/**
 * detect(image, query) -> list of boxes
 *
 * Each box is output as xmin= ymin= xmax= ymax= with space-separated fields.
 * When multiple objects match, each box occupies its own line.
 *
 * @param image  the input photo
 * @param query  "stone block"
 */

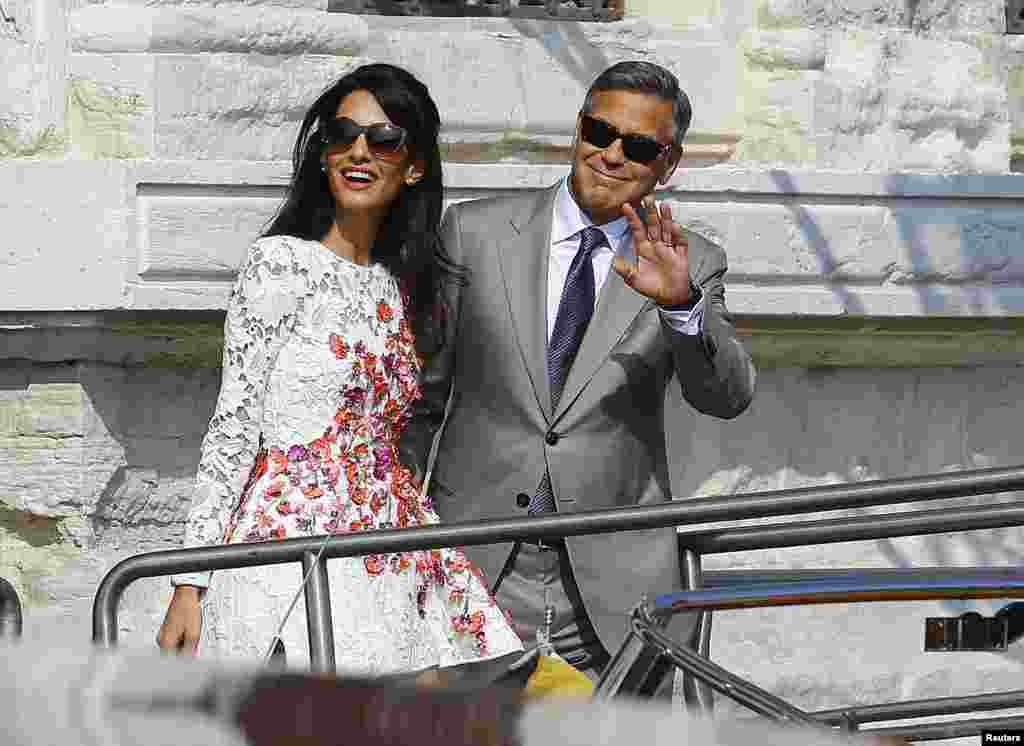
xmin=735 ymin=68 xmax=818 ymax=163
xmin=0 ymin=373 xmax=126 ymax=519
xmin=66 ymin=54 xmax=155 ymax=159
xmin=885 ymin=205 xmax=1024 ymax=283
xmin=755 ymin=0 xmax=910 ymax=29
xmin=885 ymin=35 xmax=1008 ymax=171
xmin=744 ymin=28 xmax=827 ymax=70
xmin=670 ymin=202 xmax=893 ymax=280
xmin=83 ymin=0 xmax=328 ymax=6
xmin=371 ymin=24 xmax=531 ymax=135
xmin=363 ymin=18 xmax=744 ymax=142
xmin=0 ymin=160 xmax=133 ymax=311
xmin=910 ymin=0 xmax=1005 ymax=33
xmin=140 ymin=195 xmax=282 ymax=277
xmin=816 ymin=30 xmax=1009 ymax=172
xmin=153 ymin=54 xmax=366 ymax=159
xmin=70 ymin=5 xmax=367 ymax=55
xmin=0 ymin=0 xmax=69 ymax=158
xmin=647 ymin=38 xmax=745 ymax=136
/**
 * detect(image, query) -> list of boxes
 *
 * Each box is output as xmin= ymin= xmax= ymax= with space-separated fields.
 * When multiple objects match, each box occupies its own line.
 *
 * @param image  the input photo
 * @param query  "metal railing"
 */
xmin=596 ymin=571 xmax=1024 ymax=740
xmin=92 ymin=464 xmax=1024 ymax=738
xmin=94 ymin=464 xmax=1024 ymax=655
xmin=0 ymin=576 xmax=22 ymax=639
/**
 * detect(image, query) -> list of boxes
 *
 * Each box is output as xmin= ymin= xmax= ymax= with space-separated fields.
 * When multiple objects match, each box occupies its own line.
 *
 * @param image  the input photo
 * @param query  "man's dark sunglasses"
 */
xmin=579 ymin=114 xmax=672 ymax=164
xmin=320 ymin=117 xmax=407 ymax=158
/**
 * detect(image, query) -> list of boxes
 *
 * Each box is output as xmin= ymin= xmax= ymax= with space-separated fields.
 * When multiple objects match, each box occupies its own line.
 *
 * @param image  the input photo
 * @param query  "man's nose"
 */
xmin=601 ymin=138 xmax=627 ymax=165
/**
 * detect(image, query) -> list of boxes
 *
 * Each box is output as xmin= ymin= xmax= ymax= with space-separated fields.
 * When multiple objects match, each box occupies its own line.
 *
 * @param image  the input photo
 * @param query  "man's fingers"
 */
xmin=659 ymin=203 xmax=674 ymax=245
xmin=641 ymin=196 xmax=660 ymax=242
xmin=612 ymin=255 xmax=637 ymax=285
xmin=622 ymin=202 xmax=643 ymax=231
xmin=669 ymin=220 xmax=687 ymax=256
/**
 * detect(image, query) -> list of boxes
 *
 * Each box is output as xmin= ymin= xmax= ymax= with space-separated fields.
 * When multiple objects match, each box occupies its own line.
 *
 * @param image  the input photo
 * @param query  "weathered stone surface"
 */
xmin=70 ymin=5 xmax=367 ymax=55
xmin=0 ymin=160 xmax=134 ymax=311
xmin=361 ymin=18 xmax=744 ymax=144
xmin=816 ymin=30 xmax=1008 ymax=172
xmin=744 ymin=28 xmax=826 ymax=70
xmin=0 ymin=1 xmax=68 ymax=158
xmin=153 ymin=54 xmax=367 ymax=159
xmin=79 ymin=0 xmax=327 ymax=6
xmin=139 ymin=195 xmax=281 ymax=277
xmin=0 ymin=361 xmax=215 ymax=617
xmin=5 ymin=158 xmax=1024 ymax=314
xmin=754 ymin=0 xmax=910 ymax=29
xmin=671 ymin=202 xmax=893 ymax=279
xmin=67 ymin=54 xmax=155 ymax=159
xmin=735 ymin=68 xmax=818 ymax=163
xmin=910 ymin=0 xmax=1005 ymax=33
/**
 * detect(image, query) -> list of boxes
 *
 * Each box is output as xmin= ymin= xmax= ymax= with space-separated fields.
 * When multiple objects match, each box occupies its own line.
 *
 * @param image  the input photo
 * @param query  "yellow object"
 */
xmin=524 ymin=654 xmax=594 ymax=700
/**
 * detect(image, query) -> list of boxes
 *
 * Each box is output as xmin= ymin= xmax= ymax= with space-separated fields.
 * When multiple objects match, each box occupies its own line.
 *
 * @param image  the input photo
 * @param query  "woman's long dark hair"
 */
xmin=263 ymin=63 xmax=464 ymax=355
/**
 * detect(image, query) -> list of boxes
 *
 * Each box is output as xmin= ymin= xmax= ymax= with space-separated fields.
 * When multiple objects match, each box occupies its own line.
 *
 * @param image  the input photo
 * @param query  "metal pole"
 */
xmin=681 ymin=500 xmax=1024 ymax=554
xmin=650 ymin=572 xmax=1024 ymax=618
xmin=813 ymin=688 xmax=1024 ymax=725
xmin=864 ymin=715 xmax=1024 ymax=742
xmin=0 ymin=577 xmax=22 ymax=639
xmin=679 ymin=549 xmax=714 ymax=712
xmin=302 ymin=551 xmax=336 ymax=675
xmin=638 ymin=615 xmax=823 ymax=727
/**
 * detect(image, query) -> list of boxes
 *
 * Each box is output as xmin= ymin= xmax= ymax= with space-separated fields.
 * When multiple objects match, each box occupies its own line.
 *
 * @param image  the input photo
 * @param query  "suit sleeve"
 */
xmin=662 ymin=231 xmax=755 ymax=419
xmin=397 ymin=205 xmax=464 ymax=486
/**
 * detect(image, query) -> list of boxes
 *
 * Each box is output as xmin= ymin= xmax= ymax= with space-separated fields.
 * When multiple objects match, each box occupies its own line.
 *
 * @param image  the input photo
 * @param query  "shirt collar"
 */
xmin=552 ymin=176 xmax=630 ymax=247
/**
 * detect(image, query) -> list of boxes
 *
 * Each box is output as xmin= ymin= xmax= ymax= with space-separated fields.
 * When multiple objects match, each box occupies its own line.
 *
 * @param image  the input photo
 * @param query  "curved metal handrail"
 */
xmin=597 ymin=572 xmax=1024 ymax=738
xmin=93 ymin=463 xmax=1024 ymax=651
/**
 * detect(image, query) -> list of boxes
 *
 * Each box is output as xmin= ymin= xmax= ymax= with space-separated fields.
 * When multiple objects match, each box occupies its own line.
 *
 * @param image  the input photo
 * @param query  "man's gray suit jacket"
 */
xmin=399 ymin=182 xmax=757 ymax=655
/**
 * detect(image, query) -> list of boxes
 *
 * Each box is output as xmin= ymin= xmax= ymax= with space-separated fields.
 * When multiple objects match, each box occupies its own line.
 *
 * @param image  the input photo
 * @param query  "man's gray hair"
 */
xmin=581 ymin=61 xmax=692 ymax=147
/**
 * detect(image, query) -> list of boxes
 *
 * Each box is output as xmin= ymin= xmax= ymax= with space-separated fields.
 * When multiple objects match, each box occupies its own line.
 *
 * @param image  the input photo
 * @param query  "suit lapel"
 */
xmin=554 ymin=251 xmax=649 ymax=422
xmin=497 ymin=184 xmax=560 ymax=422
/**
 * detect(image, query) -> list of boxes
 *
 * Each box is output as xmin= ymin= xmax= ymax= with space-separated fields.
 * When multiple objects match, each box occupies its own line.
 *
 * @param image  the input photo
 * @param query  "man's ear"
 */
xmin=569 ymin=114 xmax=583 ymax=155
xmin=658 ymin=145 xmax=683 ymax=185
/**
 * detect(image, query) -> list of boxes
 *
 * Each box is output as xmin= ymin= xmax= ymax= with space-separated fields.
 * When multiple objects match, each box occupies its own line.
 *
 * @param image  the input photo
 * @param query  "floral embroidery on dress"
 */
xmin=174 ymin=236 xmax=520 ymax=669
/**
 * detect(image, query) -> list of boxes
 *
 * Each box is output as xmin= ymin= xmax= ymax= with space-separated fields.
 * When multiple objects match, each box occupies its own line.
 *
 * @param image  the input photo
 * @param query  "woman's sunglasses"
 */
xmin=579 ymin=114 xmax=672 ymax=165
xmin=320 ymin=117 xmax=408 ymax=159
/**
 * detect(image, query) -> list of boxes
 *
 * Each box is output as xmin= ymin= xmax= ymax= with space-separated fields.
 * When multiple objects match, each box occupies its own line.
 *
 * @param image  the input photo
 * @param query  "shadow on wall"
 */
xmin=508 ymin=17 xmax=611 ymax=96
xmin=665 ymin=364 xmax=1024 ymax=675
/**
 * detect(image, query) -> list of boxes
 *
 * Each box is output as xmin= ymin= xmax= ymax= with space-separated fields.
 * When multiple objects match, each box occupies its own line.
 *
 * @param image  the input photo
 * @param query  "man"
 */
xmin=400 ymin=61 xmax=756 ymax=682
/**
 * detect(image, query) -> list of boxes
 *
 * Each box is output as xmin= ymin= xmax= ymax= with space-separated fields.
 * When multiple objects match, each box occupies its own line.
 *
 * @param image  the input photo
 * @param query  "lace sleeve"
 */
xmin=172 ymin=236 xmax=310 ymax=589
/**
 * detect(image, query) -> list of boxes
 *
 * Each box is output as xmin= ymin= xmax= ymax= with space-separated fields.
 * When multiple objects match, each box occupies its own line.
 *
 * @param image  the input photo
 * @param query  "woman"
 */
xmin=157 ymin=64 xmax=522 ymax=676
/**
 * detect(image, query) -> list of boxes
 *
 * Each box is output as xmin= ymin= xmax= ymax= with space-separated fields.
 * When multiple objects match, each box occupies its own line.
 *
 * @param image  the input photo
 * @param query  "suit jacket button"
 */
xmin=516 ymin=492 xmax=530 ymax=508
xmin=545 ymin=431 xmax=560 ymax=446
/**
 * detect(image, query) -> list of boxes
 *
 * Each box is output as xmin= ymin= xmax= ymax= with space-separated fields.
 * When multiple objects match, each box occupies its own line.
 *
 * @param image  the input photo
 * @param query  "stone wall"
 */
xmin=3 ymin=0 xmax=1024 ymax=735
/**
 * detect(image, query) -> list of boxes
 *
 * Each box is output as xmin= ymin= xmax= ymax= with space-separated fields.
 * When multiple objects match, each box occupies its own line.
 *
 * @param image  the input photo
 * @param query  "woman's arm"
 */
xmin=172 ymin=236 xmax=309 ymax=589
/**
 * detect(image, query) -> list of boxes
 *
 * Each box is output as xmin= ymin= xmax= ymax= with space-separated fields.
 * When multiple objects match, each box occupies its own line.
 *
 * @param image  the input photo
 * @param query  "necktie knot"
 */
xmin=578 ymin=226 xmax=606 ymax=259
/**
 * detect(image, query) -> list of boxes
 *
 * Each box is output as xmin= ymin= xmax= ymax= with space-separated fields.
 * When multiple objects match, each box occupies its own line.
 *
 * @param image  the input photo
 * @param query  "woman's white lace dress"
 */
xmin=173 ymin=235 xmax=522 ymax=674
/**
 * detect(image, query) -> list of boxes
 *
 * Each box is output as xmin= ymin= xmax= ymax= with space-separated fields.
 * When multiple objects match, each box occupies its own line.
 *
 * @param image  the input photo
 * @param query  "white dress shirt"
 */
xmin=546 ymin=178 xmax=705 ymax=343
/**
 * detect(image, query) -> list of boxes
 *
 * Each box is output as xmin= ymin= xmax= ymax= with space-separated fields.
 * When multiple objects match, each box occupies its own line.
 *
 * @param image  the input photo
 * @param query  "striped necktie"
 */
xmin=528 ymin=226 xmax=606 ymax=514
